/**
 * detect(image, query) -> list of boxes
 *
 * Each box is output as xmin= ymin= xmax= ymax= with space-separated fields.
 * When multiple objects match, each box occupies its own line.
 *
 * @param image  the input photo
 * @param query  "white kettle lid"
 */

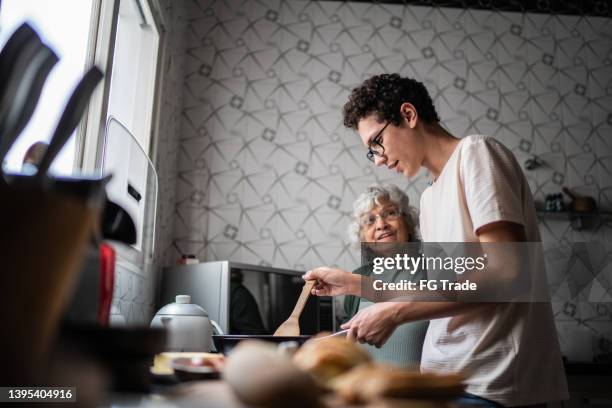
xmin=155 ymin=295 xmax=209 ymax=317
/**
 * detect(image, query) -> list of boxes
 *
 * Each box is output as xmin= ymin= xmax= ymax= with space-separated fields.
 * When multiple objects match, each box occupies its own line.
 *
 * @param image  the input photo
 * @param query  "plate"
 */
xmin=171 ymin=357 xmax=222 ymax=381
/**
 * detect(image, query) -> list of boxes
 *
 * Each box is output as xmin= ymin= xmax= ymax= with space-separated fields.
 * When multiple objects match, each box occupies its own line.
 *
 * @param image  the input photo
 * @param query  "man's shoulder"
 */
xmin=460 ymin=134 xmax=514 ymax=160
xmin=461 ymin=134 xmax=501 ymax=149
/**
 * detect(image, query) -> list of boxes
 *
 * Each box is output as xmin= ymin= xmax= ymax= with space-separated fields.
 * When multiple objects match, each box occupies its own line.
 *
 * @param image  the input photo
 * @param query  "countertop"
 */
xmin=103 ymin=380 xmax=462 ymax=408
xmin=99 ymin=361 xmax=612 ymax=407
xmin=101 ymin=381 xmax=242 ymax=408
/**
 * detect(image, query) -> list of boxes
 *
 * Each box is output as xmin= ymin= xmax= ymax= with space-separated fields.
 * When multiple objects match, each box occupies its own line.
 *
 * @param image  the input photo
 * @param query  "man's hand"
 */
xmin=341 ymin=302 xmax=401 ymax=348
xmin=302 ymin=267 xmax=360 ymax=297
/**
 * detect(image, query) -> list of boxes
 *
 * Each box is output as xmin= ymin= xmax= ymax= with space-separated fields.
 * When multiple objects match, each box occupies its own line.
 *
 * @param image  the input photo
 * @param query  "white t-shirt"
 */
xmin=419 ymin=135 xmax=568 ymax=406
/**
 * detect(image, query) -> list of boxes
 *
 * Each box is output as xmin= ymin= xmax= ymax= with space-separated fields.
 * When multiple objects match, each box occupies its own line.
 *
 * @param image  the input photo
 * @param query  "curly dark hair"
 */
xmin=342 ymin=74 xmax=440 ymax=129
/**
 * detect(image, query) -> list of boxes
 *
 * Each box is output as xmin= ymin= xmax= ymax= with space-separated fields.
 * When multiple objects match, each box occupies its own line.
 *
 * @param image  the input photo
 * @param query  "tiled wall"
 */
xmin=112 ymin=0 xmax=186 ymax=325
xmin=169 ymin=0 xmax=612 ymax=358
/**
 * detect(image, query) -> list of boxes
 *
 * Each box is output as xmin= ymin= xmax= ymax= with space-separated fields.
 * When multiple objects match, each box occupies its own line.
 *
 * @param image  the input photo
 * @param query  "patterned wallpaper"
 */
xmin=168 ymin=0 xmax=612 ymax=359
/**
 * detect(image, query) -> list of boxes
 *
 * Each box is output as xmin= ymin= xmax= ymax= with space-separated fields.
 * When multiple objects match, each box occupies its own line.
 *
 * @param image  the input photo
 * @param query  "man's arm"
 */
xmin=390 ymin=220 xmax=527 ymax=319
xmin=341 ymin=221 xmax=527 ymax=345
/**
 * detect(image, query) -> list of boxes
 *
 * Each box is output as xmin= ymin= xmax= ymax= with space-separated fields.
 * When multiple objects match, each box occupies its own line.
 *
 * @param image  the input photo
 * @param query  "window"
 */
xmin=101 ymin=0 xmax=160 ymax=260
xmin=106 ymin=0 xmax=160 ymax=155
xmin=1 ymin=0 xmax=162 ymax=262
xmin=0 ymin=0 xmax=94 ymax=175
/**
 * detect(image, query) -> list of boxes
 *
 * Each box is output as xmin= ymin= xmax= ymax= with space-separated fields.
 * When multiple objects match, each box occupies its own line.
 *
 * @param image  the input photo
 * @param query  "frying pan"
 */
xmin=212 ymin=335 xmax=311 ymax=355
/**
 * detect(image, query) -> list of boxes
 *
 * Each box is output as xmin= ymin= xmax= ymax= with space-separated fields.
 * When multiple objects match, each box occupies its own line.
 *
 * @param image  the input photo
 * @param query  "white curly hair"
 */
xmin=347 ymin=184 xmax=418 ymax=246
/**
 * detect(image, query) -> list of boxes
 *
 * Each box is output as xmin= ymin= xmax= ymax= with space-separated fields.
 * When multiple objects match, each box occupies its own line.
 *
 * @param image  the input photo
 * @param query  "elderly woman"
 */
xmin=341 ymin=184 xmax=428 ymax=367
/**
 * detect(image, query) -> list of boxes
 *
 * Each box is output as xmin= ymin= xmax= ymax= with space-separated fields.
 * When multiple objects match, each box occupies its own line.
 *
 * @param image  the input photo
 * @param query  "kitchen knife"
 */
xmin=0 ymin=45 xmax=58 ymax=164
xmin=36 ymin=67 xmax=103 ymax=178
xmin=314 ymin=329 xmax=349 ymax=341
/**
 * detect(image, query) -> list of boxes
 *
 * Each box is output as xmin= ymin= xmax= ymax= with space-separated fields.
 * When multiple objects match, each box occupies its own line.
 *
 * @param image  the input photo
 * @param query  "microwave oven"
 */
xmin=157 ymin=261 xmax=334 ymax=335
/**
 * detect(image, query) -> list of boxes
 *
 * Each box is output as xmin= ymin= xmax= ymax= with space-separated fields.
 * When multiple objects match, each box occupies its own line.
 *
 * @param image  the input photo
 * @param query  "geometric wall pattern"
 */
xmin=170 ymin=0 xmax=611 ymax=359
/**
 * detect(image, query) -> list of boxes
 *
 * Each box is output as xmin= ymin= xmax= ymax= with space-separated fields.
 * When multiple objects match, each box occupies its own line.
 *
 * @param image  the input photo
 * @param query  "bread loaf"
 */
xmin=332 ymin=364 xmax=465 ymax=403
xmin=223 ymin=340 xmax=321 ymax=408
xmin=292 ymin=336 xmax=371 ymax=384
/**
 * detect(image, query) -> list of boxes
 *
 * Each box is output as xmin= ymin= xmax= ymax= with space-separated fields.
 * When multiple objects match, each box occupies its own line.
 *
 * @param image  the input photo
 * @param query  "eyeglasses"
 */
xmin=366 ymin=122 xmax=390 ymax=162
xmin=359 ymin=207 xmax=402 ymax=227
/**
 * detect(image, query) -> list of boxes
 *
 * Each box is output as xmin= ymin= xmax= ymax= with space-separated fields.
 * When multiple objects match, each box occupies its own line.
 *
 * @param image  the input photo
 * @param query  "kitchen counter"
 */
xmin=100 ymin=361 xmax=612 ymax=407
xmin=101 ymin=381 xmax=243 ymax=408
xmin=103 ymin=381 xmax=458 ymax=408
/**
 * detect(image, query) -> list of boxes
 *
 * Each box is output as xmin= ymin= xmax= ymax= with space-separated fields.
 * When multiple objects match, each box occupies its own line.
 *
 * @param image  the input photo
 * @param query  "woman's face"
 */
xmin=359 ymin=198 xmax=410 ymax=243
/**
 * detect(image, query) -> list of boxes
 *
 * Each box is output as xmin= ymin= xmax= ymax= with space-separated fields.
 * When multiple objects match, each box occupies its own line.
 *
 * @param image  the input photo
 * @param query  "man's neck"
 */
xmin=421 ymin=123 xmax=460 ymax=180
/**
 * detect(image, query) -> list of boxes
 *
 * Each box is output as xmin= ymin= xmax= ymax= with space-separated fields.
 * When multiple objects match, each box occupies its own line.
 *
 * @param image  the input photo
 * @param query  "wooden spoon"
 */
xmin=273 ymin=280 xmax=316 ymax=336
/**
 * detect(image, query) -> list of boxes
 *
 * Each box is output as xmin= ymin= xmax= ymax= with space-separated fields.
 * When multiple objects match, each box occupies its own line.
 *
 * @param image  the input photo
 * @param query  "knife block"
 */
xmin=0 ymin=182 xmax=100 ymax=384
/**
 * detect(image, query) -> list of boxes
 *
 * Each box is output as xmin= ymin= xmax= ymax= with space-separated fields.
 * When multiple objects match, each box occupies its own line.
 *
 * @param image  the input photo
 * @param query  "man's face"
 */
xmin=357 ymin=114 xmax=423 ymax=178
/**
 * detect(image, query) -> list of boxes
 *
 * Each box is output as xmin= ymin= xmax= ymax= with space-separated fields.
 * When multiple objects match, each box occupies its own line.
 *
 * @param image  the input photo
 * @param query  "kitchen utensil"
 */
xmin=563 ymin=187 xmax=597 ymax=213
xmin=0 ymin=23 xmax=39 ymax=112
xmin=212 ymin=334 xmax=311 ymax=355
xmin=0 ymin=24 xmax=40 ymax=114
xmin=314 ymin=329 xmax=350 ymax=341
xmin=273 ymin=279 xmax=315 ymax=336
xmin=0 ymin=43 xmax=58 ymax=165
xmin=151 ymin=295 xmax=217 ymax=352
xmin=35 ymin=67 xmax=103 ymax=177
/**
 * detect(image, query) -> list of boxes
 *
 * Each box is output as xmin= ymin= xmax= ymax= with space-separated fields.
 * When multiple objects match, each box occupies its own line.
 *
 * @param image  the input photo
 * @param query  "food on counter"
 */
xmin=171 ymin=356 xmax=225 ymax=381
xmin=151 ymin=352 xmax=225 ymax=376
xmin=223 ymin=340 xmax=322 ymax=408
xmin=214 ymin=336 xmax=463 ymax=407
xmin=292 ymin=335 xmax=372 ymax=384
xmin=331 ymin=364 xmax=465 ymax=404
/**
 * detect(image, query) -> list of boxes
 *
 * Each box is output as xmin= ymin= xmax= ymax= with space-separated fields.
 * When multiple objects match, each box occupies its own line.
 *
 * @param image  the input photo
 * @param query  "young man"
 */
xmin=304 ymin=74 xmax=568 ymax=407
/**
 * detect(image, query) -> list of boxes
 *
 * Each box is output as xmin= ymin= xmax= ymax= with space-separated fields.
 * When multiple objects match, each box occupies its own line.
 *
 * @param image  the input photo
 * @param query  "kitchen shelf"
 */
xmin=536 ymin=210 xmax=612 ymax=230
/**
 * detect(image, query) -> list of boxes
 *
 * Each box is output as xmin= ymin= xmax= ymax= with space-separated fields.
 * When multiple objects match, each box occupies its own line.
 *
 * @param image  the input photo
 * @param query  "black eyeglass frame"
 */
xmin=366 ymin=122 xmax=390 ymax=162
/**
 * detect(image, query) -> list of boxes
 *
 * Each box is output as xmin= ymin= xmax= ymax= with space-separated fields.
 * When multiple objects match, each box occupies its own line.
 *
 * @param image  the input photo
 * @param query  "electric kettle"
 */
xmin=151 ymin=295 xmax=220 ymax=352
